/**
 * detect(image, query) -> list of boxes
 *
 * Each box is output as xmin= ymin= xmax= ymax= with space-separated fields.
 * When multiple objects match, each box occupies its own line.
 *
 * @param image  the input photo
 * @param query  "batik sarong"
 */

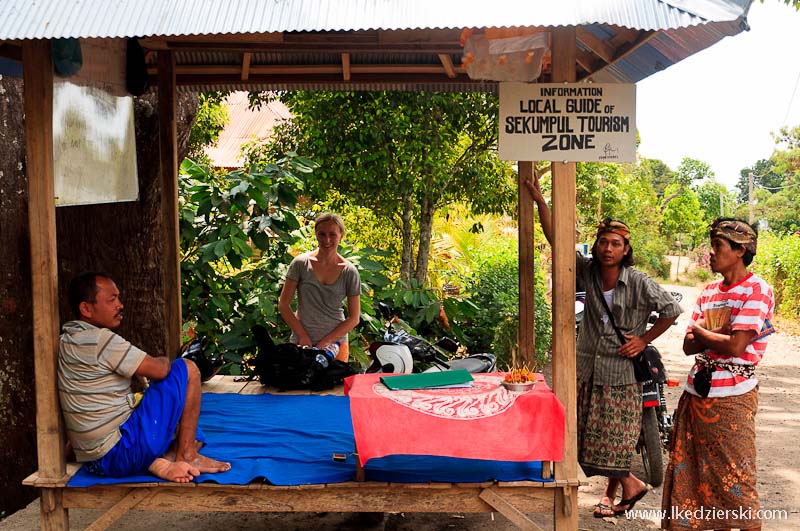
xmin=577 ymin=379 xmax=641 ymax=478
xmin=661 ymin=388 xmax=759 ymax=530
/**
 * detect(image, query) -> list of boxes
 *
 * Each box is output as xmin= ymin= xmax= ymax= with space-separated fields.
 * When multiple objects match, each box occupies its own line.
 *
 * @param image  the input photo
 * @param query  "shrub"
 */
xmin=751 ymin=232 xmax=800 ymax=319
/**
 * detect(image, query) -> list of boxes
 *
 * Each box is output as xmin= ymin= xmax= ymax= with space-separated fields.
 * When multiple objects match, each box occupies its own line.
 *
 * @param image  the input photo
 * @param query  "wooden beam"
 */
xmin=160 ymin=41 xmax=464 ymax=54
xmin=550 ymin=26 xmax=579 ymax=531
xmin=22 ymin=38 xmax=69 ymax=531
xmin=438 ymin=53 xmax=456 ymax=78
xmin=157 ymin=51 xmax=182 ymax=358
xmin=479 ymin=487 xmax=544 ymax=531
xmin=575 ymin=27 xmax=616 ymax=64
xmin=518 ymin=162 xmax=535 ymax=368
xmin=241 ymin=52 xmax=251 ymax=81
xmin=582 ymin=30 xmax=657 ymax=82
xmin=0 ymin=42 xmax=22 ymax=61
xmin=85 ymin=489 xmax=154 ymax=531
xmin=341 ymin=52 xmax=351 ymax=81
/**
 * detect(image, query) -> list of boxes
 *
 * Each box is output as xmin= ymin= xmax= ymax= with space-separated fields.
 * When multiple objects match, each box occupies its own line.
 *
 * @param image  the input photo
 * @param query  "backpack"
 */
xmin=251 ymin=325 xmax=355 ymax=391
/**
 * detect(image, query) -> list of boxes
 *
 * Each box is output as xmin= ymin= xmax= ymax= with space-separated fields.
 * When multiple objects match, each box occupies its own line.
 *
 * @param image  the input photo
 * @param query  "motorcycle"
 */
xmin=365 ymin=302 xmax=496 ymax=374
xmin=575 ymin=290 xmax=682 ymax=487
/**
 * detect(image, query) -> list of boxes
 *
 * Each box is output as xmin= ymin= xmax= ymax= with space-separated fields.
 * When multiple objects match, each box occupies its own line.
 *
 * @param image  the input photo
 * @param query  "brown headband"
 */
xmin=596 ymin=218 xmax=630 ymax=241
xmin=710 ymin=219 xmax=757 ymax=255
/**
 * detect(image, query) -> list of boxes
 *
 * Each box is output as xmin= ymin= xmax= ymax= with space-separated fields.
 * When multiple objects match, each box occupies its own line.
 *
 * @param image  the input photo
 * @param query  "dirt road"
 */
xmin=3 ymin=284 xmax=799 ymax=530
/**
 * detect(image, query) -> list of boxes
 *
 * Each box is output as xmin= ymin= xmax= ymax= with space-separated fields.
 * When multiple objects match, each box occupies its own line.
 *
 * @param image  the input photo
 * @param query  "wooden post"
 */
xmin=518 ymin=161 xmax=536 ymax=367
xmin=550 ymin=27 xmax=579 ymax=530
xmin=22 ymin=39 xmax=69 ymax=530
xmin=157 ymin=50 xmax=182 ymax=358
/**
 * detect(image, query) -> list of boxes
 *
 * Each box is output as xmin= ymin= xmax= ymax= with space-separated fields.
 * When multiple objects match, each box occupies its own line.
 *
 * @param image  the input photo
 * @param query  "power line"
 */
xmin=783 ymin=67 xmax=800 ymax=126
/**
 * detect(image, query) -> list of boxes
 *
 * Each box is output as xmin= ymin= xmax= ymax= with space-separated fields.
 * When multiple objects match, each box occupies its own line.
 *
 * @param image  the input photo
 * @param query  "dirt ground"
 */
xmin=3 ymin=284 xmax=799 ymax=530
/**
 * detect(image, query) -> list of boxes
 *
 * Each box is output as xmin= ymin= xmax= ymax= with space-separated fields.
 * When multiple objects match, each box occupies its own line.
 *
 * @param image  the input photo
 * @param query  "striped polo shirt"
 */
xmin=685 ymin=272 xmax=774 ymax=398
xmin=58 ymin=320 xmax=147 ymax=462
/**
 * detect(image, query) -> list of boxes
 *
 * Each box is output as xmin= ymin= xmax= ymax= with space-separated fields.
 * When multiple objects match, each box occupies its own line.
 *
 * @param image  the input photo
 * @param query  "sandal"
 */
xmin=613 ymin=488 xmax=648 ymax=516
xmin=593 ymin=502 xmax=615 ymax=518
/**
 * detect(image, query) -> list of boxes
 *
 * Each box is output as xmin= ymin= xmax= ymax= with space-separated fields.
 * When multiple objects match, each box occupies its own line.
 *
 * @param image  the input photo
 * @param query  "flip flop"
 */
xmin=593 ymin=502 xmax=615 ymax=518
xmin=613 ymin=488 xmax=648 ymax=516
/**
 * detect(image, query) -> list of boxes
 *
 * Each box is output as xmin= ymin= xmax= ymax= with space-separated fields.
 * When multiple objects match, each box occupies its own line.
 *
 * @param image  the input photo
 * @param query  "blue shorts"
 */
xmin=87 ymin=358 xmax=206 ymax=477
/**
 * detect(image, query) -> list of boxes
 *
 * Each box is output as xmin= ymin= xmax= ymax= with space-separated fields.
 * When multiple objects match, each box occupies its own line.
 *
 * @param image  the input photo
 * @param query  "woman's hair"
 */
xmin=314 ymin=213 xmax=345 ymax=235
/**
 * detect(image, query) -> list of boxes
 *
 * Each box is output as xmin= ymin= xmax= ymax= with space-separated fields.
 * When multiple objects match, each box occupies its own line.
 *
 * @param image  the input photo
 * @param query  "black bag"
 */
xmin=692 ymin=364 xmax=714 ymax=397
xmin=632 ymin=345 xmax=667 ymax=384
xmin=251 ymin=325 xmax=355 ymax=391
xmin=595 ymin=276 xmax=666 ymax=384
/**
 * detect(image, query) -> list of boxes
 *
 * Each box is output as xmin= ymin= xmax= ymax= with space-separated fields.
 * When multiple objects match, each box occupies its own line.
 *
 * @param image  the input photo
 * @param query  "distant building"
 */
xmin=204 ymin=91 xmax=291 ymax=170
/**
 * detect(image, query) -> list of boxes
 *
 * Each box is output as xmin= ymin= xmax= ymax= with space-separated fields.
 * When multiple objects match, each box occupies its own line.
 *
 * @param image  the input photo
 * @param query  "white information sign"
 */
xmin=499 ymin=82 xmax=636 ymax=162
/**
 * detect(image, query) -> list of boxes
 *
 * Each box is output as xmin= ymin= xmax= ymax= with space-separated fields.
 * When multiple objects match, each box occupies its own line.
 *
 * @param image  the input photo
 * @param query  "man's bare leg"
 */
xmin=612 ymin=473 xmax=648 ymax=513
xmin=173 ymin=359 xmax=231 ymax=473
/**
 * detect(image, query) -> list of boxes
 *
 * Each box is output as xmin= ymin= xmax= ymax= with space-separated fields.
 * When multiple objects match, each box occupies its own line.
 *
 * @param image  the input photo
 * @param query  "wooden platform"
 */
xmin=23 ymin=376 xmax=581 ymax=531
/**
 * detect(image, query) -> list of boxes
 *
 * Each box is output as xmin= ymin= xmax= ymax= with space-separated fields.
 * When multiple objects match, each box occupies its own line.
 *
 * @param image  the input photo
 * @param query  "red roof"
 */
xmin=204 ymin=92 xmax=291 ymax=169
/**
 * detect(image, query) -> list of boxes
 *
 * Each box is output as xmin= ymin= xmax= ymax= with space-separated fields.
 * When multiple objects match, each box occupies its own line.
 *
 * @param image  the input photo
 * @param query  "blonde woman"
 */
xmin=278 ymin=213 xmax=361 ymax=361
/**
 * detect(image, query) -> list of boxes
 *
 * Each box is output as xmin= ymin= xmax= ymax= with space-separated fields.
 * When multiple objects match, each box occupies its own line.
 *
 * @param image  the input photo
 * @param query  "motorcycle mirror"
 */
xmin=378 ymin=301 xmax=394 ymax=320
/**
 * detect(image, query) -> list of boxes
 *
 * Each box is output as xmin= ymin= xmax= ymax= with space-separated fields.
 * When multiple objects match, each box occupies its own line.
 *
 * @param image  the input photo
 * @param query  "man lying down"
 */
xmin=58 ymin=272 xmax=231 ymax=482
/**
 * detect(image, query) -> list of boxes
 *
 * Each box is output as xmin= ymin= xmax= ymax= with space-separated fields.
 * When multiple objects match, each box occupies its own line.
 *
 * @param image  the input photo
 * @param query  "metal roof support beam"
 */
xmin=550 ymin=25 xmax=579 ymax=531
xmin=22 ymin=38 xmax=69 ymax=530
xmin=438 ymin=53 xmax=456 ymax=78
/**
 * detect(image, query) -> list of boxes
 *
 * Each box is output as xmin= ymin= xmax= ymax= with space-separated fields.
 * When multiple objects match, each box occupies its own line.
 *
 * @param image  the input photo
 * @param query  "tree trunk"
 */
xmin=0 ymin=75 xmax=38 ymax=517
xmin=414 ymin=194 xmax=435 ymax=285
xmin=0 ymin=78 xmax=198 ymax=517
xmin=399 ymin=195 xmax=414 ymax=284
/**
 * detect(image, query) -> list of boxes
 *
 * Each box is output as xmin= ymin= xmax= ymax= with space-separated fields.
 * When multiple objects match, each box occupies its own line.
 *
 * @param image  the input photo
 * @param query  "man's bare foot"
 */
xmin=148 ymin=457 xmax=200 ymax=483
xmin=593 ymin=496 xmax=615 ymax=518
xmin=185 ymin=452 xmax=231 ymax=474
xmin=163 ymin=440 xmax=205 ymax=462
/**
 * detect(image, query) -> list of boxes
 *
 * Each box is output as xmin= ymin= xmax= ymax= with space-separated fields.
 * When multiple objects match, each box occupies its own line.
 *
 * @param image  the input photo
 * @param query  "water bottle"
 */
xmin=314 ymin=342 xmax=339 ymax=369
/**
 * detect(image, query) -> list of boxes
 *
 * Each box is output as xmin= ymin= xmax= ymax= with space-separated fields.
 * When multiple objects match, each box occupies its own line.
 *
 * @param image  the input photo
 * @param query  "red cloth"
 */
xmin=345 ymin=373 xmax=565 ymax=466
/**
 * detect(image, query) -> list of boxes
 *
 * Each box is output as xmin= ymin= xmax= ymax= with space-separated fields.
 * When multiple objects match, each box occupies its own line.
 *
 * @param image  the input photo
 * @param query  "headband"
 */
xmin=596 ymin=218 xmax=630 ymax=241
xmin=710 ymin=219 xmax=757 ymax=255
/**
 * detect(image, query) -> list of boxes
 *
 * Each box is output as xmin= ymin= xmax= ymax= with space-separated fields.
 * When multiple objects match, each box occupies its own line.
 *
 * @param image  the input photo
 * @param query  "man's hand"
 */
xmin=619 ymin=334 xmax=646 ymax=358
xmin=523 ymin=173 xmax=546 ymax=205
xmin=296 ymin=332 xmax=312 ymax=347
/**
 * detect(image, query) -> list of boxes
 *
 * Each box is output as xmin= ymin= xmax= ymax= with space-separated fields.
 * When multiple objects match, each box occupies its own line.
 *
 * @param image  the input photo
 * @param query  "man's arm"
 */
xmin=524 ymin=173 xmax=553 ymax=246
xmin=686 ymin=325 xmax=756 ymax=358
xmin=135 ymin=355 xmax=170 ymax=380
xmin=620 ymin=315 xmax=677 ymax=358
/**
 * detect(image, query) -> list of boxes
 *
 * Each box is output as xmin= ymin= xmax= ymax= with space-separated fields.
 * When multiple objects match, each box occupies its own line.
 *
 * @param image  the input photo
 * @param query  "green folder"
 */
xmin=380 ymin=369 xmax=474 ymax=390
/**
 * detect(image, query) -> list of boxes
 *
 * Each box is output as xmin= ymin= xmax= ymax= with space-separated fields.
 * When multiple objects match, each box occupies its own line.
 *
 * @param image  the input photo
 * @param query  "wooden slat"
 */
xmin=157 ymin=50 xmax=182 ymax=359
xmin=62 ymin=484 xmax=555 ymax=514
xmin=575 ymin=27 xmax=615 ymax=64
xmin=518 ymin=162 xmax=536 ymax=367
xmin=240 ymin=52 xmax=251 ymax=81
xmin=341 ymin=52 xmax=351 ymax=81
xmin=479 ymin=487 xmax=545 ymax=531
xmin=550 ymin=27 xmax=579 ymax=531
xmin=22 ymin=38 xmax=69 ymax=531
xmin=85 ymin=489 xmax=154 ymax=531
xmin=438 ymin=53 xmax=456 ymax=78
xmin=583 ymin=30 xmax=657 ymax=82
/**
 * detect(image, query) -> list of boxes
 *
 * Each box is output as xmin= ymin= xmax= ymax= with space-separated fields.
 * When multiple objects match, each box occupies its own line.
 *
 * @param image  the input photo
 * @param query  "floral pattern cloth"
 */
xmin=661 ymin=388 xmax=760 ymax=530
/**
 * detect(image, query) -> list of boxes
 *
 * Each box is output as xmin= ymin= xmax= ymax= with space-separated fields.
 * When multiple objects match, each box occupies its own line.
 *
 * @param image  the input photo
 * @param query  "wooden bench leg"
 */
xmin=84 ymin=488 xmax=154 ymax=531
xmin=478 ymin=487 xmax=544 ymax=531
xmin=40 ymin=488 xmax=68 ymax=530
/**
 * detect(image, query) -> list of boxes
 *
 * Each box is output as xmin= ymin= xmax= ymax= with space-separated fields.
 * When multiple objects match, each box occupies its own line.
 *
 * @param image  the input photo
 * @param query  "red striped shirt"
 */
xmin=686 ymin=272 xmax=774 ymax=397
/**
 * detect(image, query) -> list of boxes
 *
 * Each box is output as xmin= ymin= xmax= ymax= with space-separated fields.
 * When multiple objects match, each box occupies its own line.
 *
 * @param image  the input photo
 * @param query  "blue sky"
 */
xmin=636 ymin=1 xmax=800 ymax=190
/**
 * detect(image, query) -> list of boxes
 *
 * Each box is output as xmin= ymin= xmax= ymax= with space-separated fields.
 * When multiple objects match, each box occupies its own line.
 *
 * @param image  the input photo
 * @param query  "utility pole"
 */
xmin=748 ymin=172 xmax=754 ymax=224
xmin=719 ymin=190 xmax=724 ymax=217
xmin=597 ymin=175 xmax=604 ymax=221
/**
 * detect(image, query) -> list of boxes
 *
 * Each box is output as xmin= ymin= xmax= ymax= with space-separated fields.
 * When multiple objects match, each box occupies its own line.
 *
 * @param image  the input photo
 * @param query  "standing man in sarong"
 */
xmin=59 ymin=272 xmax=231 ymax=482
xmin=662 ymin=218 xmax=774 ymax=531
xmin=527 ymin=175 xmax=681 ymax=518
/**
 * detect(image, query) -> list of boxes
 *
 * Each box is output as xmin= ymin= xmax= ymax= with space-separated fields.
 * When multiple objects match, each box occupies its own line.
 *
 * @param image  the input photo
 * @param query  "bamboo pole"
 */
xmin=518 ymin=161 xmax=536 ymax=368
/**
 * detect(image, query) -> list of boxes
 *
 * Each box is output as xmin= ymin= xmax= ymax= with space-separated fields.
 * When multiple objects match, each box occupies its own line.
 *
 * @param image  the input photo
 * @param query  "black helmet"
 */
xmin=180 ymin=337 xmax=224 ymax=382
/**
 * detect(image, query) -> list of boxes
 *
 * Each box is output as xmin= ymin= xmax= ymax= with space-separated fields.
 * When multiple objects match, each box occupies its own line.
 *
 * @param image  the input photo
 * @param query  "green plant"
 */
xmin=751 ymin=232 xmax=800 ymax=319
xmin=178 ymin=153 xmax=315 ymax=371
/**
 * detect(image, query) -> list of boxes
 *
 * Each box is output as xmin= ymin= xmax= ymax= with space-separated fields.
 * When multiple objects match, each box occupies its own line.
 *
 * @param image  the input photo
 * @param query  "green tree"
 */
xmin=735 ymin=158 xmax=782 ymax=204
xmin=660 ymin=183 xmax=706 ymax=249
xmin=636 ymin=158 xmax=675 ymax=198
xmin=661 ymin=157 xmax=713 ymax=211
xmin=186 ymin=92 xmax=230 ymax=164
xmin=248 ymin=91 xmax=517 ymax=286
xmin=694 ymin=178 xmax=735 ymax=221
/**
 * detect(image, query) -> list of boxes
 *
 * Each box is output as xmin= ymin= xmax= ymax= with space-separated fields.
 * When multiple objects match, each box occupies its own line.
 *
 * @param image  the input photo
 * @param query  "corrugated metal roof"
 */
xmin=0 ymin=0 xmax=749 ymax=40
